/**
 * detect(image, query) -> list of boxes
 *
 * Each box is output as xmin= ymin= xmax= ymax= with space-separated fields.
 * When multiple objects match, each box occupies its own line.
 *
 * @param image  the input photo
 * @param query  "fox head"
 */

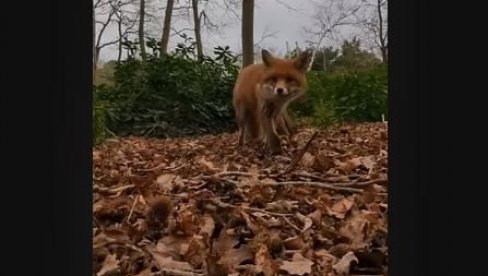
xmin=259 ymin=49 xmax=312 ymax=100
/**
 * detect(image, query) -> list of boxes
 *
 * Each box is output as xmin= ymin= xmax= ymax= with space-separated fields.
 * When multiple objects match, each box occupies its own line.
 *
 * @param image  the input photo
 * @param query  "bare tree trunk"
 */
xmin=139 ymin=0 xmax=147 ymax=60
xmin=377 ymin=0 xmax=387 ymax=63
xmin=191 ymin=0 xmax=203 ymax=60
xmin=241 ymin=0 xmax=254 ymax=67
xmin=117 ymin=18 xmax=123 ymax=62
xmin=93 ymin=5 xmax=97 ymax=73
xmin=95 ymin=48 xmax=101 ymax=69
xmin=323 ymin=50 xmax=326 ymax=71
xmin=95 ymin=10 xmax=115 ymax=66
xmin=160 ymin=0 xmax=175 ymax=56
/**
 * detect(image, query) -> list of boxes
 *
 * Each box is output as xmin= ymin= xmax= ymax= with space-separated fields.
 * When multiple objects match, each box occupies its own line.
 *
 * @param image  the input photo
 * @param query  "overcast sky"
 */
xmin=97 ymin=0 xmax=363 ymax=62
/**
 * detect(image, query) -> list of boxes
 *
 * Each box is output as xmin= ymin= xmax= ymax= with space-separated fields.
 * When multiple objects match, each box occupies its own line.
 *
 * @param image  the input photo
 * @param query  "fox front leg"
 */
xmin=261 ymin=103 xmax=283 ymax=154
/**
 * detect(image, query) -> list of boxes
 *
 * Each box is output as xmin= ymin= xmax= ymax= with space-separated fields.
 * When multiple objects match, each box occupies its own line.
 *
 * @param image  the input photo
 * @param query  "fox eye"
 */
xmin=269 ymin=77 xmax=277 ymax=83
xmin=286 ymin=77 xmax=296 ymax=84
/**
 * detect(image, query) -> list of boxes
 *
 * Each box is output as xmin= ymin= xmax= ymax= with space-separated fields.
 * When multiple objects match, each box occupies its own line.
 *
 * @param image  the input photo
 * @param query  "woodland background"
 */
xmin=93 ymin=1 xmax=389 ymax=275
xmin=93 ymin=0 xmax=388 ymax=144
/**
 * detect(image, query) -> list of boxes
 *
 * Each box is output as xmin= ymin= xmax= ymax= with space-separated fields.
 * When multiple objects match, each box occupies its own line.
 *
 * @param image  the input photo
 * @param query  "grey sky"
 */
xmin=97 ymin=0 xmax=368 ymax=62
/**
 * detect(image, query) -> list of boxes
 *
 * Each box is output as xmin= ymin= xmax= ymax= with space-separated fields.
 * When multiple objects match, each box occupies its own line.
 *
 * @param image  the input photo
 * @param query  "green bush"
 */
xmin=291 ymin=63 xmax=387 ymax=125
xmin=93 ymin=85 xmax=108 ymax=145
xmin=327 ymin=64 xmax=387 ymax=122
xmin=96 ymin=44 xmax=239 ymax=137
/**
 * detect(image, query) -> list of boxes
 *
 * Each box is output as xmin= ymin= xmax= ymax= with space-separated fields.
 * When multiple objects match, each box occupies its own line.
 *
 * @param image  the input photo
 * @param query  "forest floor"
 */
xmin=93 ymin=122 xmax=388 ymax=276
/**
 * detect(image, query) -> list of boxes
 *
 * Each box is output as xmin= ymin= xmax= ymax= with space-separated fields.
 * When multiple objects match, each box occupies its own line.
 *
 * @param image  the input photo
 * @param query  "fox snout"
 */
xmin=274 ymin=86 xmax=288 ymax=96
xmin=274 ymin=79 xmax=289 ymax=96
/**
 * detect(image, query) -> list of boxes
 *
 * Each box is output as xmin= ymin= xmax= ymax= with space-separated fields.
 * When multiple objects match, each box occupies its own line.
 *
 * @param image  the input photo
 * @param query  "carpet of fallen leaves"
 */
xmin=93 ymin=122 xmax=388 ymax=276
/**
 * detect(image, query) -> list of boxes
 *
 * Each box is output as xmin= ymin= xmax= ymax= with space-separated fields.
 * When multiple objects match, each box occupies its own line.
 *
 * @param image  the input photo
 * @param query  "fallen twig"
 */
xmin=152 ymin=269 xmax=204 ymax=276
xmin=95 ymin=238 xmax=143 ymax=253
xmin=126 ymin=195 xmax=138 ymax=223
xmin=211 ymin=199 xmax=293 ymax=217
xmin=93 ymin=184 xmax=135 ymax=194
xmin=333 ymin=178 xmax=387 ymax=187
xmin=256 ymin=181 xmax=363 ymax=193
xmin=282 ymin=131 xmax=319 ymax=174
xmin=282 ymin=216 xmax=302 ymax=232
xmin=215 ymin=171 xmax=254 ymax=178
xmin=138 ymin=164 xmax=188 ymax=172
xmin=200 ymin=175 xmax=240 ymax=186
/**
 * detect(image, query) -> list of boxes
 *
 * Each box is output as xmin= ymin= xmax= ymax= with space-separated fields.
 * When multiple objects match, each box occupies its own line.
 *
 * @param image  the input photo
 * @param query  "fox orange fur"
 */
xmin=232 ymin=49 xmax=311 ymax=154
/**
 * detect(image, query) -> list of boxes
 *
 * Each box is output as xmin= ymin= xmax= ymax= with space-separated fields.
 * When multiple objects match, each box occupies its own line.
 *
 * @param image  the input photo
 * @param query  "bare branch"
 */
xmin=98 ymin=39 xmax=121 ymax=49
xmin=304 ymin=0 xmax=365 ymax=70
xmin=253 ymin=27 xmax=278 ymax=48
xmin=273 ymin=0 xmax=299 ymax=12
xmin=170 ymin=26 xmax=193 ymax=37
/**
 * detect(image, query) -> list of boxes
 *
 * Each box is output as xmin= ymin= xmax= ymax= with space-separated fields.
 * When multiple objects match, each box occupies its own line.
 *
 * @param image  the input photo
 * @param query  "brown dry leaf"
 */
xmin=185 ymin=235 xmax=206 ymax=268
xmin=360 ymin=156 xmax=376 ymax=169
xmin=238 ymin=165 xmax=260 ymax=187
xmin=218 ymin=245 xmax=254 ymax=270
xmin=105 ymin=228 xmax=131 ymax=241
xmin=134 ymin=268 xmax=152 ymax=276
xmin=93 ymin=232 xmax=108 ymax=249
xmin=206 ymin=253 xmax=229 ymax=276
xmin=328 ymin=197 xmax=355 ymax=219
xmin=318 ymin=194 xmax=333 ymax=208
xmin=254 ymin=245 xmax=277 ymax=276
xmin=284 ymin=236 xmax=307 ymax=250
xmin=314 ymin=152 xmax=334 ymax=171
xmin=93 ymin=150 xmax=102 ymax=161
xmin=308 ymin=209 xmax=322 ymax=226
xmin=156 ymin=235 xmax=190 ymax=258
xmin=267 ymin=200 xmax=297 ymax=213
xmin=199 ymin=214 xmax=215 ymax=238
xmin=92 ymin=123 xmax=389 ymax=275
xmin=340 ymin=156 xmax=376 ymax=172
xmin=213 ymin=227 xmax=240 ymax=254
xmin=279 ymin=253 xmax=314 ymax=275
xmin=96 ymin=254 xmax=120 ymax=276
xmin=240 ymin=211 xmax=260 ymax=233
xmin=178 ymin=207 xmax=197 ymax=236
xmin=359 ymin=186 xmax=377 ymax=205
xmin=335 ymin=158 xmax=361 ymax=172
xmin=93 ymin=200 xmax=105 ymax=213
xmin=197 ymin=156 xmax=218 ymax=173
xmin=150 ymin=251 xmax=194 ymax=272
xmin=299 ymin=152 xmax=316 ymax=168
xmin=368 ymin=169 xmax=382 ymax=180
xmin=339 ymin=209 xmax=371 ymax=250
xmin=295 ymin=212 xmax=313 ymax=232
xmin=329 ymin=243 xmax=351 ymax=257
xmin=156 ymin=173 xmax=177 ymax=191
xmin=314 ymin=249 xmax=337 ymax=267
xmin=332 ymin=251 xmax=358 ymax=275
xmin=265 ymin=216 xmax=283 ymax=227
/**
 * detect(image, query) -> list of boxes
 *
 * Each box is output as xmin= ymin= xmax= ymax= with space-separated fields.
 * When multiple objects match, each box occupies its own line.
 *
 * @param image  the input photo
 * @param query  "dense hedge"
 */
xmin=94 ymin=45 xmax=238 ymax=140
xmin=291 ymin=63 xmax=388 ymax=125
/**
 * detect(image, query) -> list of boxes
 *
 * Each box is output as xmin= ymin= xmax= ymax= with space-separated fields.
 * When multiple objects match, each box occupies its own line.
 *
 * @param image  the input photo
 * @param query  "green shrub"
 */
xmin=93 ymin=85 xmax=108 ymax=145
xmin=96 ymin=44 xmax=239 ymax=137
xmin=326 ymin=64 xmax=387 ymax=122
xmin=291 ymin=63 xmax=387 ymax=125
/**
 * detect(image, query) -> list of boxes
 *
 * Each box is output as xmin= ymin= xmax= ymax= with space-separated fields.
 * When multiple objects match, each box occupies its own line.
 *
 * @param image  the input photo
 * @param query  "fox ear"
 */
xmin=262 ymin=49 xmax=275 ymax=67
xmin=293 ymin=50 xmax=312 ymax=72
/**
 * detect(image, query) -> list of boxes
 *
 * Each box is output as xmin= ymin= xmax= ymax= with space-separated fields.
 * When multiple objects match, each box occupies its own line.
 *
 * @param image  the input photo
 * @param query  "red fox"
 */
xmin=232 ymin=49 xmax=311 ymax=154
